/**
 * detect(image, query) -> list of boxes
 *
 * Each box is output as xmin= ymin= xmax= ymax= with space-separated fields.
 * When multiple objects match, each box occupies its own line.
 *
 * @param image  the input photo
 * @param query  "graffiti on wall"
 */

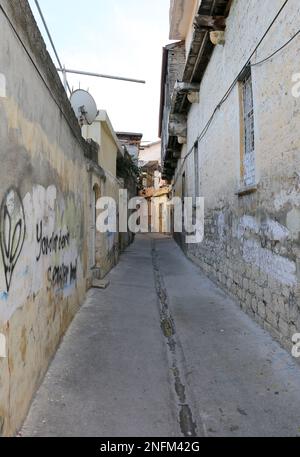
xmin=36 ymin=221 xmax=70 ymax=261
xmin=0 ymin=185 xmax=80 ymax=312
xmin=47 ymin=260 xmax=78 ymax=290
xmin=0 ymin=188 xmax=26 ymax=292
xmin=36 ymin=221 xmax=77 ymax=289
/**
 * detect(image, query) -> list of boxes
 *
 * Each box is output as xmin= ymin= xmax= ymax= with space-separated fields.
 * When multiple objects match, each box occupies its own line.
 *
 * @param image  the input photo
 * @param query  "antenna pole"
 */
xmin=33 ymin=2 xmax=145 ymax=91
xmin=34 ymin=0 xmax=72 ymax=95
xmin=62 ymin=66 xmax=68 ymax=92
xmin=57 ymin=68 xmax=146 ymax=85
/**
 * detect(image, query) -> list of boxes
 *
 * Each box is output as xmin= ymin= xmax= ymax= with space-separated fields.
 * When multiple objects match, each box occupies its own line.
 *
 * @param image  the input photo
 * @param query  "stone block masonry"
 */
xmin=170 ymin=0 xmax=300 ymax=354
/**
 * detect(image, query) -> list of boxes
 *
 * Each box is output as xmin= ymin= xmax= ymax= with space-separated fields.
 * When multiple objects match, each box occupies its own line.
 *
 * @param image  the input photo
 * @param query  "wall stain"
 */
xmin=20 ymin=326 xmax=27 ymax=365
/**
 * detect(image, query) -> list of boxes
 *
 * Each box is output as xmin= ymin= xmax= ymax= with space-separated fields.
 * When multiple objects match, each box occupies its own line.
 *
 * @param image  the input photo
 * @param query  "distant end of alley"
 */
xmin=1 ymin=0 xmax=300 ymax=439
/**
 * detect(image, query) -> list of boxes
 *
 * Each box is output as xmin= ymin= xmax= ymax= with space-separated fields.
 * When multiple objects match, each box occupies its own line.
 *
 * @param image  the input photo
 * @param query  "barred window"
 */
xmin=241 ymin=69 xmax=255 ymax=187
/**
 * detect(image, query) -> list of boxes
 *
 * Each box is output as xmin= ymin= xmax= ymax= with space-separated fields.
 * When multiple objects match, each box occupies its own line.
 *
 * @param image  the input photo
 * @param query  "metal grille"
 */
xmin=242 ymin=71 xmax=255 ymax=187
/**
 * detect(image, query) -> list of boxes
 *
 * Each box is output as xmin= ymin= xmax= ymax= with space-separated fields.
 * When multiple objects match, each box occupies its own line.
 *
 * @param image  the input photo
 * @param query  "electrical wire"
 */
xmin=0 ymin=2 xmax=135 ymax=186
xmin=0 ymin=2 xmax=85 ymax=150
xmin=172 ymin=0 xmax=294 ymax=185
xmin=34 ymin=0 xmax=72 ymax=95
xmin=251 ymin=28 xmax=300 ymax=67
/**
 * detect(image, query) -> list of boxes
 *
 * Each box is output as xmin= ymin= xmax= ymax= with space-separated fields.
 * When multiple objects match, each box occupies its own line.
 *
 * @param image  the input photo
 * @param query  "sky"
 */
xmin=28 ymin=0 xmax=171 ymax=143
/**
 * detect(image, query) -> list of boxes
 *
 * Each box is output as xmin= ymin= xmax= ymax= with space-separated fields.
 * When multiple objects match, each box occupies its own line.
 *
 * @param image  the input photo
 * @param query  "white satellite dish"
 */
xmin=70 ymin=89 xmax=99 ymax=126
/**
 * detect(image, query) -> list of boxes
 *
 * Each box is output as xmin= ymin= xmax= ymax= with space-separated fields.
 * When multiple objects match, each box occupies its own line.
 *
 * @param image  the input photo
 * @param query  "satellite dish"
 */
xmin=70 ymin=89 xmax=99 ymax=126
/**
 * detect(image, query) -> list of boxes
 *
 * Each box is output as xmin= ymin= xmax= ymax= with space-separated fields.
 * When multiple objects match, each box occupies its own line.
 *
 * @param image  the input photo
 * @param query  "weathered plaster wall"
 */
xmin=100 ymin=125 xmax=118 ymax=178
xmin=169 ymin=0 xmax=198 ymax=42
xmin=0 ymin=0 xmax=97 ymax=435
xmin=83 ymin=113 xmax=125 ymax=279
xmin=151 ymin=193 xmax=171 ymax=234
xmin=173 ymin=0 xmax=300 ymax=351
xmin=139 ymin=141 xmax=161 ymax=165
xmin=83 ymin=113 xmax=120 ymax=178
xmin=93 ymin=173 xmax=121 ymax=279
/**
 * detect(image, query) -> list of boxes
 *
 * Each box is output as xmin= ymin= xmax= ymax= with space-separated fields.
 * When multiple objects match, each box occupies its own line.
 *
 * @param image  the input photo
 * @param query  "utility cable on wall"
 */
xmin=250 ymin=28 xmax=300 ymax=67
xmin=172 ymin=0 xmax=296 ymax=185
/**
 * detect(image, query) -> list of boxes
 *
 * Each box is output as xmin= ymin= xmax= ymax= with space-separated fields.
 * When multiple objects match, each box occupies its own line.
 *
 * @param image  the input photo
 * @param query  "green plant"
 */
xmin=117 ymin=155 xmax=142 ymax=187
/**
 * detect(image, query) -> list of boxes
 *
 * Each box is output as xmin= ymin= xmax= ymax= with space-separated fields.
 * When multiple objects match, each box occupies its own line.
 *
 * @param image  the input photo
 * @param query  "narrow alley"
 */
xmin=1 ymin=0 xmax=300 ymax=444
xmin=21 ymin=235 xmax=300 ymax=438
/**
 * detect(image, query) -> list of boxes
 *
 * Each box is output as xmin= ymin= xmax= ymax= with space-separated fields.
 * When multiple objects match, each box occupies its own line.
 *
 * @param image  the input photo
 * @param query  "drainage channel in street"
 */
xmin=151 ymin=239 xmax=204 ymax=437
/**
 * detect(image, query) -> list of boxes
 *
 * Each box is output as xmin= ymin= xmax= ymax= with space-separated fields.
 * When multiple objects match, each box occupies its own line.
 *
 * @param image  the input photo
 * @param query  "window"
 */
xmin=240 ymin=68 xmax=255 ymax=187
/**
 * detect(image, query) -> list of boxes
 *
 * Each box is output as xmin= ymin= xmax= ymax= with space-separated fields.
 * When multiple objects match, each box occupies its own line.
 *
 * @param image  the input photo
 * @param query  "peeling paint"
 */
xmin=243 ymin=239 xmax=297 ymax=286
xmin=274 ymin=188 xmax=300 ymax=212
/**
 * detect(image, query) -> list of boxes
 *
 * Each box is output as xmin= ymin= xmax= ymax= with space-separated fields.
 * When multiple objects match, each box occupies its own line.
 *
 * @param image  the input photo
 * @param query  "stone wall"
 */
xmin=172 ymin=0 xmax=300 ymax=351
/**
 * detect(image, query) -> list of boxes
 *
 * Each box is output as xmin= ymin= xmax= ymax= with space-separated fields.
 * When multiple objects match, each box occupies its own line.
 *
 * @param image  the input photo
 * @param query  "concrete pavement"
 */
xmin=21 ymin=235 xmax=300 ymax=437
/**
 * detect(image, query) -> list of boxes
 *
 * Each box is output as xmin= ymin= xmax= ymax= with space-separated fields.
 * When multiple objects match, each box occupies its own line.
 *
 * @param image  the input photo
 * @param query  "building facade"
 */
xmin=139 ymin=141 xmax=164 ymax=190
xmin=0 ymin=0 xmax=136 ymax=435
xmin=139 ymin=141 xmax=171 ymax=234
xmin=160 ymin=0 xmax=300 ymax=351
xmin=116 ymin=132 xmax=143 ymax=163
xmin=83 ymin=111 xmax=129 ymax=279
